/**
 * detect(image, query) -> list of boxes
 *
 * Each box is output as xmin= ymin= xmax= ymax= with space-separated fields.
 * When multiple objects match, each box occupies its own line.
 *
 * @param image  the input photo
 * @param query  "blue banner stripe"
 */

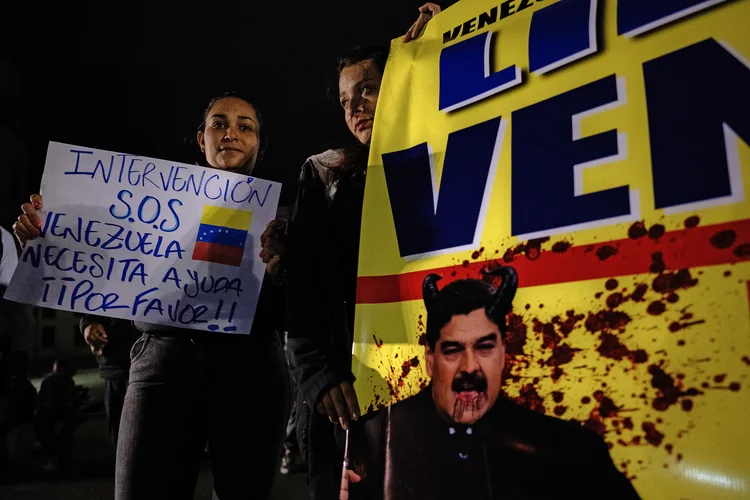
xmin=196 ymin=224 xmax=247 ymax=248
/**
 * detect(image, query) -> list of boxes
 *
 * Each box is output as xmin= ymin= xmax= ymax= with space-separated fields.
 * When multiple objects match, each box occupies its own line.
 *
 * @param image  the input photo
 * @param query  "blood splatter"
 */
xmin=668 ymin=320 xmax=706 ymax=333
xmin=548 ymin=343 xmax=580 ymax=367
xmin=471 ymin=247 xmax=484 ymax=260
xmin=505 ymin=313 xmax=528 ymax=356
xmin=714 ymin=374 xmax=727 ymax=383
xmin=451 ymin=270 xmax=457 ymax=277
xmin=462 ymin=260 xmax=470 ymax=267
xmin=629 ymin=221 xmax=648 ymax=239
xmin=729 ymin=382 xmax=740 ymax=392
xmin=684 ymin=216 xmax=700 ymax=228
xmin=681 ymin=399 xmax=693 ymax=411
xmin=665 ymin=444 xmax=673 ymax=454
xmin=710 ymin=229 xmax=736 ymax=249
xmin=630 ymin=284 xmax=648 ymax=302
xmin=596 ymin=245 xmax=618 ymax=261
xmin=586 ymin=310 xmax=632 ymax=333
xmin=552 ymin=241 xmax=572 ymax=253
xmin=648 ymin=224 xmax=666 ymax=241
xmin=652 ymin=269 xmax=699 ymax=294
xmin=598 ymin=333 xmax=631 ymax=361
xmin=584 ymin=417 xmax=607 ymax=437
xmin=642 ymin=422 xmax=665 ymax=447
xmin=647 ymin=301 xmax=666 ymax=315
xmin=581 ymin=396 xmax=591 ymax=404
xmin=677 ymin=340 xmax=686 ymax=346
xmin=554 ymin=405 xmax=567 ymax=416
xmin=666 ymin=293 xmax=679 ymax=303
xmin=552 ymin=391 xmax=564 ymax=403
xmin=607 ymin=293 xmax=624 ymax=309
xmin=400 ymin=356 xmax=419 ymax=379
xmin=373 ymin=335 xmax=384 ymax=348
xmin=605 ymin=279 xmax=619 ymax=291
xmin=517 ymin=384 xmax=546 ymax=414
xmin=742 ymin=356 xmax=750 ymax=366
xmin=623 ymin=417 xmax=634 ymax=430
xmin=648 ymin=364 xmax=702 ymax=411
xmin=556 ymin=310 xmax=585 ymax=335
xmin=595 ymin=391 xmax=619 ymax=418
xmin=650 ymin=252 xmax=666 ymax=274
xmin=734 ymin=244 xmax=750 ymax=257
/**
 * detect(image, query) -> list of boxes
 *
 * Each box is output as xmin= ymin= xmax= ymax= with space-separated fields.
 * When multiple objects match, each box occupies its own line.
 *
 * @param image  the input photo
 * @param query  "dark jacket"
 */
xmin=36 ymin=372 xmax=76 ymax=415
xmin=349 ymin=387 xmax=641 ymax=500
xmin=285 ymin=149 xmax=367 ymax=454
xmin=79 ymin=315 xmax=141 ymax=380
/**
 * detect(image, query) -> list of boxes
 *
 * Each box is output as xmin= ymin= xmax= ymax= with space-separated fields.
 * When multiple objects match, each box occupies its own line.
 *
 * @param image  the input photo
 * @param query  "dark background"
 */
xmin=0 ymin=0 xmax=458 ymax=229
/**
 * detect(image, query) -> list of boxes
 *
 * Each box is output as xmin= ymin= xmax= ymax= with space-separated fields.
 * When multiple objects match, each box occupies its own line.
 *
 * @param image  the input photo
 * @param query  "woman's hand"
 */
xmin=83 ymin=323 xmax=109 ymax=358
xmin=403 ymin=3 xmax=442 ymax=43
xmin=260 ymin=218 xmax=287 ymax=282
xmin=12 ymin=194 xmax=43 ymax=246
xmin=316 ymin=380 xmax=360 ymax=431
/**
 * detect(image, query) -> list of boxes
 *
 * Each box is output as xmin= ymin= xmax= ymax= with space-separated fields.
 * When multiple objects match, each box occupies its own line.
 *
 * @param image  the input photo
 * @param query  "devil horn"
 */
xmin=487 ymin=266 xmax=518 ymax=315
xmin=422 ymin=274 xmax=443 ymax=312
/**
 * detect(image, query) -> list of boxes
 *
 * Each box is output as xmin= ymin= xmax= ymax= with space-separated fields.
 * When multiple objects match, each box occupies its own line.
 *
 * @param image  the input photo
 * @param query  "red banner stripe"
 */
xmin=356 ymin=219 xmax=750 ymax=305
xmin=192 ymin=241 xmax=244 ymax=267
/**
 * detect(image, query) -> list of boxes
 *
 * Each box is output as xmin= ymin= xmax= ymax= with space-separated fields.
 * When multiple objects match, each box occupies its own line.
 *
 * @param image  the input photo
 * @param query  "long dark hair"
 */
xmin=329 ymin=45 xmax=390 ymax=176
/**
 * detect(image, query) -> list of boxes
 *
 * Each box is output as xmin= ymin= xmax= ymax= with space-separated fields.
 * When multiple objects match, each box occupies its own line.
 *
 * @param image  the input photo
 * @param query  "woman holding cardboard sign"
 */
xmin=13 ymin=93 xmax=292 ymax=500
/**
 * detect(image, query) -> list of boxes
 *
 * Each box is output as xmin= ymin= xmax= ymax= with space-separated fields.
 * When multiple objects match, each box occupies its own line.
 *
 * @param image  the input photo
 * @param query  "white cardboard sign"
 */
xmin=6 ymin=141 xmax=280 ymax=334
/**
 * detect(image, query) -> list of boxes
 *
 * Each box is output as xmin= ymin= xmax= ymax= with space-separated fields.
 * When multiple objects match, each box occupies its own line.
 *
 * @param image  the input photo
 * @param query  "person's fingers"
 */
xmin=321 ymin=394 xmax=337 ymax=423
xmin=340 ymin=381 xmax=360 ymax=421
xmin=403 ymin=21 xmax=418 ymax=42
xmin=93 ymin=326 xmax=108 ymax=344
xmin=329 ymin=386 xmax=351 ymax=430
xmin=316 ymin=400 xmax=326 ymax=416
xmin=17 ymin=215 xmax=39 ymax=240
xmin=21 ymin=202 xmax=42 ymax=229
xmin=12 ymin=221 xmax=31 ymax=246
xmin=30 ymin=194 xmax=43 ymax=210
xmin=261 ymin=219 xmax=287 ymax=246
xmin=340 ymin=467 xmax=361 ymax=500
xmin=419 ymin=2 xmax=441 ymax=16
xmin=348 ymin=469 xmax=362 ymax=483
xmin=266 ymin=255 xmax=282 ymax=278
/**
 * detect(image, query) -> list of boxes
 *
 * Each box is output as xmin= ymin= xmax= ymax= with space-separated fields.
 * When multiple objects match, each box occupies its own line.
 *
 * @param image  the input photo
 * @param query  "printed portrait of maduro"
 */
xmin=345 ymin=267 xmax=640 ymax=500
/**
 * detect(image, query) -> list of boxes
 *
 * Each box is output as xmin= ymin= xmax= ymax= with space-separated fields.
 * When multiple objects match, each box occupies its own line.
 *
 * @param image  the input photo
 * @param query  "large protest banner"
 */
xmin=6 ymin=141 xmax=280 ymax=334
xmin=352 ymin=0 xmax=750 ymax=498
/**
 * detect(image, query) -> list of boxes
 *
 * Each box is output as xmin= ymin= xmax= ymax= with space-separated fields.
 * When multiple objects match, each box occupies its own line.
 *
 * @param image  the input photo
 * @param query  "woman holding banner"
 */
xmin=285 ymin=6 xmax=442 ymax=499
xmin=13 ymin=92 xmax=292 ymax=500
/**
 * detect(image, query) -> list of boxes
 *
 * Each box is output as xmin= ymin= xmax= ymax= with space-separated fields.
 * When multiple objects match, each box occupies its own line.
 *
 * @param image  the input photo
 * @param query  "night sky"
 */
xmin=2 ymin=0 xmax=458 ymax=212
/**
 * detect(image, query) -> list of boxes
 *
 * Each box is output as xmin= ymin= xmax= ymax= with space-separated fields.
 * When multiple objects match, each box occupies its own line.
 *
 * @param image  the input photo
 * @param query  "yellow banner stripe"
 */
xmin=200 ymin=205 xmax=253 ymax=231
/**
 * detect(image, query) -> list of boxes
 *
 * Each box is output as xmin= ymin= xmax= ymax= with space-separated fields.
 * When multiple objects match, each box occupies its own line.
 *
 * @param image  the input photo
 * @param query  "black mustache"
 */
xmin=452 ymin=373 xmax=487 ymax=393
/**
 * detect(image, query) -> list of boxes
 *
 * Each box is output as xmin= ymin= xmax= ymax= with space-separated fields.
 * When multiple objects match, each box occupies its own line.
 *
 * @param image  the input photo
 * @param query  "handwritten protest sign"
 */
xmin=5 ymin=141 xmax=280 ymax=334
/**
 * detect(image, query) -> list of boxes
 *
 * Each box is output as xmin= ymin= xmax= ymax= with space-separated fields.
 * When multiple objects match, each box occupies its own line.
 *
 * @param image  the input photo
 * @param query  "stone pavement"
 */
xmin=0 ymin=369 xmax=309 ymax=500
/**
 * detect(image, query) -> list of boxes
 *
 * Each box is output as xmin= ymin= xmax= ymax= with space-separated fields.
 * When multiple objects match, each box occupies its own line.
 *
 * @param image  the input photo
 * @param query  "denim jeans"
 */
xmin=115 ymin=331 xmax=291 ymax=500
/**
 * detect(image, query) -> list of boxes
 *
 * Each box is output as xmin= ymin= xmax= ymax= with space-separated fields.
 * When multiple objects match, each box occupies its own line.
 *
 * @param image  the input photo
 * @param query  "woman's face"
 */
xmin=197 ymin=97 xmax=260 ymax=174
xmin=339 ymin=58 xmax=383 ymax=145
